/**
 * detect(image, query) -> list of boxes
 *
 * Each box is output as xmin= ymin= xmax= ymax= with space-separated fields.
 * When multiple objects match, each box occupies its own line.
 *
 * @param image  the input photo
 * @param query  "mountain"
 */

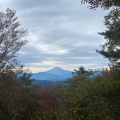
xmin=31 ymin=67 xmax=72 ymax=81
xmin=31 ymin=72 xmax=61 ymax=81
xmin=31 ymin=67 xmax=103 ymax=88
xmin=31 ymin=66 xmax=102 ymax=82
xmin=46 ymin=67 xmax=71 ymax=75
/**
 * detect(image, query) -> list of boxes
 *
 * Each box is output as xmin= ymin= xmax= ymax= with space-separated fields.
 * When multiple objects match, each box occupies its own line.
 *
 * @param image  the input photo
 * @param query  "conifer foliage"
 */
xmin=97 ymin=8 xmax=120 ymax=66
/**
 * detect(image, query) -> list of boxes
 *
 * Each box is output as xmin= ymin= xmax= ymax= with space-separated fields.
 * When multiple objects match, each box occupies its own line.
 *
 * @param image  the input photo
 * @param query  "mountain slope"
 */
xmin=46 ymin=67 xmax=71 ymax=75
xmin=31 ymin=67 xmax=72 ymax=81
xmin=31 ymin=72 xmax=61 ymax=81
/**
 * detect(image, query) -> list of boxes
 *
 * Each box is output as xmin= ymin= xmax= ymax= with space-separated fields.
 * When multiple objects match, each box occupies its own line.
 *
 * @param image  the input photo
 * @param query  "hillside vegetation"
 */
xmin=0 ymin=67 xmax=120 ymax=120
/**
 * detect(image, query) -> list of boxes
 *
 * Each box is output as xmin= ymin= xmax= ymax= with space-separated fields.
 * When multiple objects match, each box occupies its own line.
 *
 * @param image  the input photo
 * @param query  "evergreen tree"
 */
xmin=97 ymin=8 xmax=120 ymax=67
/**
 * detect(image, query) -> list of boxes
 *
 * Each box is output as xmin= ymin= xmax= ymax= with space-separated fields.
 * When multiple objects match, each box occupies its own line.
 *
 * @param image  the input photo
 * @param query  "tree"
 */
xmin=96 ymin=8 xmax=120 ymax=67
xmin=18 ymin=70 xmax=35 ymax=86
xmin=81 ymin=0 xmax=120 ymax=9
xmin=81 ymin=0 xmax=120 ymax=67
xmin=0 ymin=8 xmax=27 ymax=71
xmin=72 ymin=66 xmax=93 ymax=76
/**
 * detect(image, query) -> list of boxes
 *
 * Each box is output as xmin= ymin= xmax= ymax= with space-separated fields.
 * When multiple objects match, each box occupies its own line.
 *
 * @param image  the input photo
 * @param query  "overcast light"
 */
xmin=0 ymin=0 xmax=110 ymax=72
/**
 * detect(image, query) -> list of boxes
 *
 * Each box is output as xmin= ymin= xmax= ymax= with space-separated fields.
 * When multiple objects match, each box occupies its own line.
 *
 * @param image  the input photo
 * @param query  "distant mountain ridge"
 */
xmin=31 ymin=67 xmax=102 ymax=82
xmin=31 ymin=67 xmax=73 ymax=81
xmin=46 ymin=67 xmax=71 ymax=75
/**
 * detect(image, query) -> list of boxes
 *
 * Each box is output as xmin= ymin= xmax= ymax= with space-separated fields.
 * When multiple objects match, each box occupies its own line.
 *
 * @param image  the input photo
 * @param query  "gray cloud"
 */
xmin=0 ymin=0 xmax=110 ymax=72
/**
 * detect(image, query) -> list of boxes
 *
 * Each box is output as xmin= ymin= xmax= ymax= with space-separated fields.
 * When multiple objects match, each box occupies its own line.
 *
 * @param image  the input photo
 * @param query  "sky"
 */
xmin=0 ymin=0 xmax=110 ymax=72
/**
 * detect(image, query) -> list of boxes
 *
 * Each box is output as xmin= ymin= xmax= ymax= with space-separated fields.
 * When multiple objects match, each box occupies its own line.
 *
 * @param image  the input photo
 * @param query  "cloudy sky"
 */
xmin=0 ymin=0 xmax=110 ymax=72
